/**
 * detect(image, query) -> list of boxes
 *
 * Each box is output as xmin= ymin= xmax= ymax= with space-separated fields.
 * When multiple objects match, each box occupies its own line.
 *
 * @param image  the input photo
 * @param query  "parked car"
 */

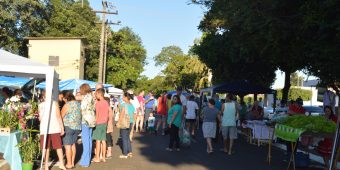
xmin=266 ymin=106 xmax=324 ymax=120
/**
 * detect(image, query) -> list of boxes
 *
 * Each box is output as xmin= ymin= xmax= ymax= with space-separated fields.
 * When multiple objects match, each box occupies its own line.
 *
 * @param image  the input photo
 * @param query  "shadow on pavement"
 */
xmin=132 ymin=127 xmax=293 ymax=170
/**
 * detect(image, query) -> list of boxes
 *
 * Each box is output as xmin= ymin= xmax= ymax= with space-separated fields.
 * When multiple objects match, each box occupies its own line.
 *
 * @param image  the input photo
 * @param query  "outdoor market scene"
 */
xmin=0 ymin=0 xmax=339 ymax=170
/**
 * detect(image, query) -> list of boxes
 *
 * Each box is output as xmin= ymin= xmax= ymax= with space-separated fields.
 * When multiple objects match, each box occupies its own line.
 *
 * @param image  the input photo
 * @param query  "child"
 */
xmin=105 ymin=97 xmax=114 ymax=159
xmin=148 ymin=112 xmax=156 ymax=135
xmin=92 ymin=88 xmax=109 ymax=162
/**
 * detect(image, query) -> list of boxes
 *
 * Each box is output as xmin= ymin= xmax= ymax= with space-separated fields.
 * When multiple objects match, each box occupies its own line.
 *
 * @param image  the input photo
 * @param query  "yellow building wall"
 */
xmin=27 ymin=39 xmax=85 ymax=80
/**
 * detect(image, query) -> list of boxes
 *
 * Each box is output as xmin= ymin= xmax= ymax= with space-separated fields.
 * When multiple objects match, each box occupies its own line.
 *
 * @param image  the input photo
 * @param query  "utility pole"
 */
xmin=103 ymin=21 xmax=120 ymax=83
xmin=94 ymin=0 xmax=118 ymax=83
xmin=103 ymin=24 xmax=109 ymax=83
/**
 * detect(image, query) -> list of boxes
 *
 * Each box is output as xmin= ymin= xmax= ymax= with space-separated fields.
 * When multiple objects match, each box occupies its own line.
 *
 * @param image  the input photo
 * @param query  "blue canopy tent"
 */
xmin=0 ymin=76 xmax=31 ymax=88
xmin=37 ymin=79 xmax=112 ymax=91
xmin=167 ymin=90 xmax=190 ymax=96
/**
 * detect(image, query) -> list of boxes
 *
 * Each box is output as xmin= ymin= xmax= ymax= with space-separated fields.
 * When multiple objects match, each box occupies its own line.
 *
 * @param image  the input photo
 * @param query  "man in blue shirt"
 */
xmin=214 ymin=94 xmax=222 ymax=111
xmin=144 ymin=92 xmax=155 ymax=130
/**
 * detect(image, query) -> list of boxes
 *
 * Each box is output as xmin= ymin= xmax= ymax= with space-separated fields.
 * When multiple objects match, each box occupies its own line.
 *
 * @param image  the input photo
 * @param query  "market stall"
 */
xmin=0 ymin=49 xmax=59 ymax=169
xmin=269 ymin=115 xmax=338 ymax=170
xmin=37 ymin=78 xmax=112 ymax=91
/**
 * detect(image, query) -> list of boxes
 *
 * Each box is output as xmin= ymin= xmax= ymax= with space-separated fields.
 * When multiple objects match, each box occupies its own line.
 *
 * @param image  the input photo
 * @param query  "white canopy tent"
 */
xmin=0 ymin=49 xmax=58 ymax=169
xmin=107 ymin=86 xmax=123 ymax=96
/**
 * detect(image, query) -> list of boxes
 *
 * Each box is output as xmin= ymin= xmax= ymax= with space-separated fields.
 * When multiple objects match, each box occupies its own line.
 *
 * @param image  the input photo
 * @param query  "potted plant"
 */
xmin=17 ymin=129 xmax=40 ymax=170
xmin=0 ymin=102 xmax=19 ymax=133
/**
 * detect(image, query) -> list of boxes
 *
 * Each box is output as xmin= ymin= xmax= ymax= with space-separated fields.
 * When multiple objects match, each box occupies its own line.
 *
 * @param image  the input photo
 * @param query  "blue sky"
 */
xmin=89 ymin=0 xmax=204 ymax=78
xmin=88 ymin=0 xmax=316 ymax=89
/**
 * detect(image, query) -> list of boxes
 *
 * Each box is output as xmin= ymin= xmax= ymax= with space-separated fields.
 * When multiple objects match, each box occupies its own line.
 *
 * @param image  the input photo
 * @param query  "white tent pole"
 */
xmin=40 ymin=69 xmax=56 ymax=169
xmin=32 ymin=80 xmax=36 ymax=102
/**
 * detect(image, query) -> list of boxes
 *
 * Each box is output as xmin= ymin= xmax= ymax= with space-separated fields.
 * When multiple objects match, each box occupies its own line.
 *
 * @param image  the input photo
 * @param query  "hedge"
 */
xmin=276 ymin=88 xmax=312 ymax=101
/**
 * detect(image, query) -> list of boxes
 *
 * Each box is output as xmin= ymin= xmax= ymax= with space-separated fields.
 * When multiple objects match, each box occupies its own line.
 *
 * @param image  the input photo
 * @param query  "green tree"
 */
xmin=192 ymin=0 xmax=330 ymax=103
xmin=42 ymin=0 xmax=101 ymax=80
xmin=154 ymin=46 xmax=210 ymax=91
xmin=302 ymin=0 xmax=340 ymax=95
xmin=134 ymin=75 xmax=172 ymax=95
xmin=290 ymin=72 xmax=304 ymax=87
xmin=105 ymin=27 xmax=147 ymax=89
xmin=0 ymin=0 xmax=48 ymax=54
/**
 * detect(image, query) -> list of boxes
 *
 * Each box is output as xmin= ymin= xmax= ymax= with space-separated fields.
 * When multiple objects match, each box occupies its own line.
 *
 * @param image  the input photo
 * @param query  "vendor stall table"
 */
xmin=0 ymin=131 xmax=22 ymax=170
xmin=274 ymin=124 xmax=305 ymax=170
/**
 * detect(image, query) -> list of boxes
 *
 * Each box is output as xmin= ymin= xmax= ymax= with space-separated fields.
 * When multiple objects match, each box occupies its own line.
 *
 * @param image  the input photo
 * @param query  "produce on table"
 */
xmin=277 ymin=115 xmax=336 ymax=133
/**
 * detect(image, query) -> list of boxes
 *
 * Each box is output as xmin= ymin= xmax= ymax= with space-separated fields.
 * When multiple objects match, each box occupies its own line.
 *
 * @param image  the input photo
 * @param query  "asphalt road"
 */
xmin=41 ymin=126 xmax=322 ymax=170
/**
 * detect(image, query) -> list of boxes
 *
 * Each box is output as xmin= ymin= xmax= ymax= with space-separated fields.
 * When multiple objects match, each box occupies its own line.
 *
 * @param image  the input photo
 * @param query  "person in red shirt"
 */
xmin=92 ymin=88 xmax=109 ymax=163
xmin=136 ymin=91 xmax=145 ymax=132
xmin=287 ymin=99 xmax=306 ymax=115
xmin=286 ymin=99 xmax=306 ymax=155
xmin=155 ymin=91 xmax=168 ymax=135
xmin=317 ymin=106 xmax=338 ymax=169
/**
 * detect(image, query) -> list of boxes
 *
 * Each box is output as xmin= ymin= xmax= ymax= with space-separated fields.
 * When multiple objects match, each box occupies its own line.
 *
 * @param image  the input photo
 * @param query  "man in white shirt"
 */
xmin=324 ymin=89 xmax=336 ymax=113
xmin=185 ymin=95 xmax=199 ymax=137
xmin=172 ymin=86 xmax=187 ymax=110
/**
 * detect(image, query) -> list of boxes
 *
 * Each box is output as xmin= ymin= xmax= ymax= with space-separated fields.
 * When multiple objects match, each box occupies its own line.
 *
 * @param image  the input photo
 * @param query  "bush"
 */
xmin=276 ymin=88 xmax=312 ymax=101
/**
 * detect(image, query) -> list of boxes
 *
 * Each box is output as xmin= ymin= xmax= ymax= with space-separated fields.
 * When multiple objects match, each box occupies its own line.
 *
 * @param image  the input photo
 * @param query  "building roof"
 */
xmin=24 ymin=37 xmax=88 ymax=44
xmin=303 ymin=79 xmax=320 ymax=87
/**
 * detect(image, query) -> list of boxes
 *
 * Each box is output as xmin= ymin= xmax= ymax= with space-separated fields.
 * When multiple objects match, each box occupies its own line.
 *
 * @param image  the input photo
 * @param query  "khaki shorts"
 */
xmin=221 ymin=126 xmax=237 ymax=139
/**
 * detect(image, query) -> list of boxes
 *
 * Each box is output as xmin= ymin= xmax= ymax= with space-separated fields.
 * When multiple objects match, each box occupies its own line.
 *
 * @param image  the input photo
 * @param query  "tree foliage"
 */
xmin=0 ymin=0 xmax=147 ymax=88
xmin=41 ymin=0 xmax=101 ymax=80
xmin=0 ymin=0 xmax=48 ymax=54
xmin=106 ymin=27 xmax=147 ymax=89
xmin=290 ymin=72 xmax=304 ymax=87
xmin=154 ymin=46 xmax=210 ymax=92
xmin=134 ymin=75 xmax=172 ymax=95
xmin=276 ymin=88 xmax=312 ymax=101
xmin=193 ymin=0 xmax=339 ymax=103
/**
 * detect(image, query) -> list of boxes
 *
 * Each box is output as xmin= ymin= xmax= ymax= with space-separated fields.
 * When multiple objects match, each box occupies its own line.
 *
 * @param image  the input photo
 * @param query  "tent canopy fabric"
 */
xmin=167 ymin=90 xmax=190 ymax=96
xmin=0 ymin=49 xmax=58 ymax=169
xmin=107 ymin=87 xmax=123 ymax=96
xmin=37 ymin=79 xmax=112 ymax=91
xmin=200 ymin=80 xmax=276 ymax=95
xmin=0 ymin=76 xmax=31 ymax=88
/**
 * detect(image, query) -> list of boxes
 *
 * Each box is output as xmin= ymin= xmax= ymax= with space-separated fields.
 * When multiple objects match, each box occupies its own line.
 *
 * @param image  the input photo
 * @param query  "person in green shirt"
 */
xmin=166 ymin=95 xmax=183 ymax=151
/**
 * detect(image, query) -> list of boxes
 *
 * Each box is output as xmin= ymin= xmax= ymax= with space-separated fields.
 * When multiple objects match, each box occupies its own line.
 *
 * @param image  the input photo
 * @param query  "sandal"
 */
xmin=119 ymin=155 xmax=129 ymax=159
xmin=91 ymin=159 xmax=100 ymax=163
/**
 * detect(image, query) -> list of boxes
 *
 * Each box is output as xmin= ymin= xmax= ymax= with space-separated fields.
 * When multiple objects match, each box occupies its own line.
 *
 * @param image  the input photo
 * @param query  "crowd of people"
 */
xmin=1 ymin=84 xmax=338 ymax=169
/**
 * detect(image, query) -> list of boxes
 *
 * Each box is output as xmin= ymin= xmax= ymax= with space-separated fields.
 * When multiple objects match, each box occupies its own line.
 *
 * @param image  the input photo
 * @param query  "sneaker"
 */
xmin=162 ymin=132 xmax=165 ymax=136
xmin=176 ymin=148 xmax=180 ymax=152
xmin=166 ymin=148 xmax=173 ymax=151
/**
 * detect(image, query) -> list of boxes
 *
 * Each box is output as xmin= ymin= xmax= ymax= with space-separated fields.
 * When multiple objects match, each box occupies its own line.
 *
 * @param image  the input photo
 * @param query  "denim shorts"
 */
xmin=155 ymin=114 xmax=167 ymax=122
xmin=63 ymin=126 xmax=80 ymax=145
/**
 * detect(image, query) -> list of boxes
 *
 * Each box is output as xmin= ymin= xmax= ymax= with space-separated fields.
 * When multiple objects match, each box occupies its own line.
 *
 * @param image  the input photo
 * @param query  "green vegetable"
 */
xmin=278 ymin=115 xmax=336 ymax=133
